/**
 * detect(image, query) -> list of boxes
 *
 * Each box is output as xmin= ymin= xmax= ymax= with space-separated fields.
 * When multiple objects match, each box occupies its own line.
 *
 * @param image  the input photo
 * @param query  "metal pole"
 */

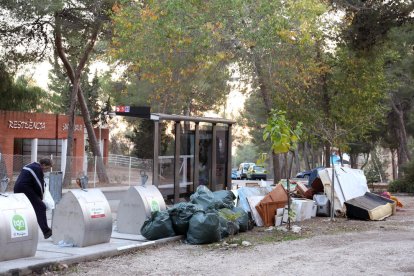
xmin=99 ymin=117 xmax=102 ymax=153
xmin=285 ymin=152 xmax=291 ymax=230
xmin=211 ymin=123 xmax=217 ymax=191
xmin=129 ymin=156 xmax=132 ymax=186
xmin=330 ymin=164 xmax=335 ymax=221
xmin=193 ymin=123 xmax=200 ymax=191
xmin=287 ymin=177 xmax=291 ymax=230
xmin=93 ymin=155 xmax=97 ymax=188
xmin=174 ymin=121 xmax=181 ymax=203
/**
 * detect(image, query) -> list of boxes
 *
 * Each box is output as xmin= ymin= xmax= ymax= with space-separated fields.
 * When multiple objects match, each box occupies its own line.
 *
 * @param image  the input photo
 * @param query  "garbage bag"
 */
xmin=190 ymin=185 xmax=216 ymax=210
xmin=218 ymin=208 xmax=240 ymax=238
xmin=168 ymin=202 xmax=203 ymax=235
xmin=186 ymin=211 xmax=221 ymax=245
xmin=231 ymin=206 xmax=249 ymax=232
xmin=213 ymin=190 xmax=236 ymax=207
xmin=140 ymin=210 xmax=176 ymax=240
xmin=190 ymin=185 xmax=234 ymax=211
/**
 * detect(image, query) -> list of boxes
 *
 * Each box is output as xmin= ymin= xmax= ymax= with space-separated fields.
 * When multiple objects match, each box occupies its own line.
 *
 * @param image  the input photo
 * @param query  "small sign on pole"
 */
xmin=115 ymin=106 xmax=150 ymax=118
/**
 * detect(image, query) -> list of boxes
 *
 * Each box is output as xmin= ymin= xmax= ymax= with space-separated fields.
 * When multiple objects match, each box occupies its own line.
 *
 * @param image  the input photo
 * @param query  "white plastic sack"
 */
xmin=43 ymin=182 xmax=55 ymax=210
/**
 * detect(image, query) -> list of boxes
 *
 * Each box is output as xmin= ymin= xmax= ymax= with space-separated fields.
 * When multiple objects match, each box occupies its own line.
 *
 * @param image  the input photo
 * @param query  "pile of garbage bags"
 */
xmin=140 ymin=185 xmax=251 ymax=244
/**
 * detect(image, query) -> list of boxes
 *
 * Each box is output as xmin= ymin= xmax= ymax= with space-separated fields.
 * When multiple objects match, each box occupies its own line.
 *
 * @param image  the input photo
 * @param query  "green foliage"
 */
xmin=263 ymin=109 xmax=302 ymax=154
xmin=328 ymin=47 xmax=389 ymax=141
xmin=111 ymin=0 xmax=232 ymax=114
xmin=126 ymin=120 xmax=174 ymax=159
xmin=388 ymin=179 xmax=414 ymax=194
xmin=388 ymin=159 xmax=414 ymax=193
xmin=233 ymin=143 xmax=259 ymax=167
xmin=363 ymin=147 xmax=388 ymax=184
xmin=383 ymin=24 xmax=414 ymax=136
xmin=0 ymin=64 xmax=50 ymax=112
xmin=288 ymin=208 xmax=296 ymax=221
xmin=241 ymin=92 xmax=271 ymax=156
xmin=338 ymin=0 xmax=414 ymax=51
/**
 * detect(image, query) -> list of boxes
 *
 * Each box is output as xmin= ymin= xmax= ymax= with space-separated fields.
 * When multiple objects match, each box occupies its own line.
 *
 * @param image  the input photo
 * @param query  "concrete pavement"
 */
xmin=0 ymin=228 xmax=182 ymax=275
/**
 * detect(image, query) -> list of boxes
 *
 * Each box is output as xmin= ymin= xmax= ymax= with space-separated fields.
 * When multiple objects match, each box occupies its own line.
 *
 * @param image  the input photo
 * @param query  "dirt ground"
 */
xmin=48 ymin=195 xmax=414 ymax=276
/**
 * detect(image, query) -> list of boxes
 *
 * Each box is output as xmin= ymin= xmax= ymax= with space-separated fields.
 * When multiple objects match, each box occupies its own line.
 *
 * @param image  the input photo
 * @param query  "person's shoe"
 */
xmin=44 ymin=229 xmax=52 ymax=239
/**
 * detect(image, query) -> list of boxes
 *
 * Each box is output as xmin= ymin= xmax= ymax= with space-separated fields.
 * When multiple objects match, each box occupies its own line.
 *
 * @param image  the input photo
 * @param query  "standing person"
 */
xmin=14 ymin=158 xmax=53 ymax=239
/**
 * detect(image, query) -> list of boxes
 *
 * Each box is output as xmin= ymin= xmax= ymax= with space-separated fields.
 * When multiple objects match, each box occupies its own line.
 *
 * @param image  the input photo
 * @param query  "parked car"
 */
xmin=231 ymin=168 xmax=241 ymax=180
xmin=295 ymin=170 xmax=312 ymax=179
xmin=246 ymin=165 xmax=267 ymax=180
xmin=238 ymin=162 xmax=255 ymax=179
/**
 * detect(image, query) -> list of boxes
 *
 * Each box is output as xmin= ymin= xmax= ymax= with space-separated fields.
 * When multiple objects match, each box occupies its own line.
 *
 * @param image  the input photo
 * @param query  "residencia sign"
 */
xmin=8 ymin=119 xmax=46 ymax=130
xmin=8 ymin=120 xmax=83 ymax=132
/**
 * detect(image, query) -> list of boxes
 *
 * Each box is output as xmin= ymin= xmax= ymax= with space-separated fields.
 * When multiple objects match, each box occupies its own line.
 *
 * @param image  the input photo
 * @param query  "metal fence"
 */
xmin=0 ymin=153 xmax=153 ymax=191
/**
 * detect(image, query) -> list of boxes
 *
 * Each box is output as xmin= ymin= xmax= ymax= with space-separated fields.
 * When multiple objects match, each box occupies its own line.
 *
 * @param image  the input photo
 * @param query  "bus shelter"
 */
xmin=115 ymin=106 xmax=235 ymax=203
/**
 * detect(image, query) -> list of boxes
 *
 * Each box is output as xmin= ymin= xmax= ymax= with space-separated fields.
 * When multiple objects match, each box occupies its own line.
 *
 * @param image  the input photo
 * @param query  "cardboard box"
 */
xmin=256 ymin=201 xmax=286 ymax=227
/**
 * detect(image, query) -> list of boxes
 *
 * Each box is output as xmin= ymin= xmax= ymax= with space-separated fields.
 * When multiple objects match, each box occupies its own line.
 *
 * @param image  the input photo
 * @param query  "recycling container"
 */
xmin=117 ymin=185 xmax=166 ymax=235
xmin=52 ymin=188 xmax=112 ymax=247
xmin=0 ymin=193 xmax=39 ymax=261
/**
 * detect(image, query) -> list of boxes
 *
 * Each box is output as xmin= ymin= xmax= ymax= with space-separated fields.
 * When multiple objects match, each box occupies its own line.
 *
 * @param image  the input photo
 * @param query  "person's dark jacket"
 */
xmin=14 ymin=162 xmax=45 ymax=198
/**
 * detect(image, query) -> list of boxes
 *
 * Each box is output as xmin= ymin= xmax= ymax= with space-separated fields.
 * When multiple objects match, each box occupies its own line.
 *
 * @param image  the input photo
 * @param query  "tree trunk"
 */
xmin=310 ymin=143 xmax=317 ymax=168
xmin=350 ymin=153 xmax=358 ymax=169
xmin=390 ymin=98 xmax=411 ymax=176
xmin=293 ymin=148 xmax=300 ymax=175
xmin=62 ymin=79 xmax=79 ymax=187
xmin=78 ymin=88 xmax=109 ymax=183
xmin=391 ymin=148 xmax=397 ymax=180
xmin=324 ymin=141 xmax=331 ymax=168
xmin=284 ymin=153 xmax=289 ymax=179
xmin=272 ymin=153 xmax=281 ymax=183
xmin=252 ymin=53 xmax=282 ymax=183
xmin=54 ymin=15 xmax=109 ymax=184
xmin=288 ymin=151 xmax=295 ymax=178
xmin=303 ymin=142 xmax=311 ymax=170
xmin=360 ymin=153 xmax=370 ymax=170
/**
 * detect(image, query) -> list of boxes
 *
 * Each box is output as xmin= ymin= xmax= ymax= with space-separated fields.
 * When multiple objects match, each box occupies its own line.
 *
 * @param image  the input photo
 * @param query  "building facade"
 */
xmin=0 ymin=111 xmax=109 ymax=179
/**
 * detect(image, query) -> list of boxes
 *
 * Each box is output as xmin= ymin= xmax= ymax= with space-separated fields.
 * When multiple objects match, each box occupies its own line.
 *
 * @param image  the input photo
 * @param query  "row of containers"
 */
xmin=0 ymin=172 xmax=165 ymax=262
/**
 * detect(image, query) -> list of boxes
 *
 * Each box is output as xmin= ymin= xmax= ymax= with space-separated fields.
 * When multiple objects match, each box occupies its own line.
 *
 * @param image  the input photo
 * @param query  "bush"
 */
xmin=388 ymin=160 xmax=414 ymax=193
xmin=388 ymin=179 xmax=414 ymax=193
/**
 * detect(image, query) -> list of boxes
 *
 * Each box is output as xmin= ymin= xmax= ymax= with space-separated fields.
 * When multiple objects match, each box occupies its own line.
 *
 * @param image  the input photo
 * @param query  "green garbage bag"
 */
xmin=186 ymin=211 xmax=221 ymax=244
xmin=190 ymin=185 xmax=233 ymax=211
xmin=231 ymin=206 xmax=249 ymax=232
xmin=168 ymin=202 xmax=202 ymax=235
xmin=190 ymin=185 xmax=215 ymax=210
xmin=218 ymin=208 xmax=240 ymax=238
xmin=140 ymin=210 xmax=176 ymax=240
xmin=213 ymin=190 xmax=236 ymax=208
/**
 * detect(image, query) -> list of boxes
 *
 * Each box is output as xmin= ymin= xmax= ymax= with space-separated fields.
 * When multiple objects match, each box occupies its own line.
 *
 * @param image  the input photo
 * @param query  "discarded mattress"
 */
xmin=344 ymin=192 xmax=396 ymax=221
xmin=318 ymin=166 xmax=369 ymax=214
xmin=236 ymin=186 xmax=272 ymax=213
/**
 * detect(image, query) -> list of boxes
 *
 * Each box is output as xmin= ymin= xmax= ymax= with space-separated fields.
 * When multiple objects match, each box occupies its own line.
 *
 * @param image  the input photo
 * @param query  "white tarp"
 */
xmin=318 ymin=166 xmax=369 ymax=214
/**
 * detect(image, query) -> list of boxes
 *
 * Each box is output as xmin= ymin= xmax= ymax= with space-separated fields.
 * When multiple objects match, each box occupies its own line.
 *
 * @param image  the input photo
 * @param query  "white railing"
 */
xmin=0 ymin=153 xmax=199 ymax=190
xmin=0 ymin=154 xmax=153 ymax=190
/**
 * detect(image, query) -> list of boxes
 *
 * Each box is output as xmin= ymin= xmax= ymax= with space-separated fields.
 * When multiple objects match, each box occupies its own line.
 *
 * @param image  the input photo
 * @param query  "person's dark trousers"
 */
xmin=14 ymin=188 xmax=51 ymax=235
